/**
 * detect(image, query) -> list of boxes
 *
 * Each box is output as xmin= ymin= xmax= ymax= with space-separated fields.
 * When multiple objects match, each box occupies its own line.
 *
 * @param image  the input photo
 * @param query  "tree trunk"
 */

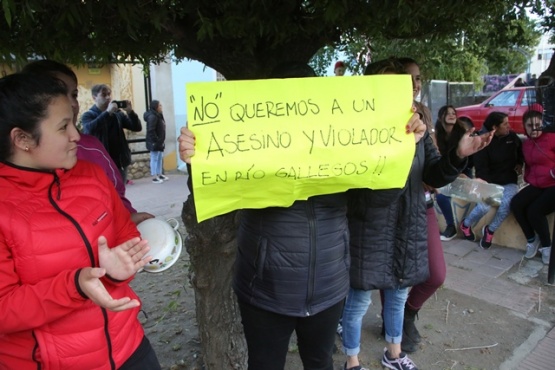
xmin=181 ymin=196 xmax=246 ymax=369
xmin=538 ymin=55 xmax=555 ymax=131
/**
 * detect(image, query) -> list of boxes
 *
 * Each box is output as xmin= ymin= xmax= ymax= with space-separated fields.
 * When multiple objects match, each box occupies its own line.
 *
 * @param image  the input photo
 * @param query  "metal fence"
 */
xmin=128 ymin=137 xmax=149 ymax=156
xmin=421 ymin=81 xmax=476 ymax=123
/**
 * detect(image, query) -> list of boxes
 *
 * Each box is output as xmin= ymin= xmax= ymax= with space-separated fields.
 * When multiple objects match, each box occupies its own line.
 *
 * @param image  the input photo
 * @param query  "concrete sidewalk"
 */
xmin=126 ymin=172 xmax=555 ymax=369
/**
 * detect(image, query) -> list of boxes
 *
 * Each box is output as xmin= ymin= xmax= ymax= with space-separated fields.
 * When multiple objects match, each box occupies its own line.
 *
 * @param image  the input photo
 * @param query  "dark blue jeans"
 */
xmin=238 ymin=299 xmax=344 ymax=370
xmin=436 ymin=193 xmax=454 ymax=226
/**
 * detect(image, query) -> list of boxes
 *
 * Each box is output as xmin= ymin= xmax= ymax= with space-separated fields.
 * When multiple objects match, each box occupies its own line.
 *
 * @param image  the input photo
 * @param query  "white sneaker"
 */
xmin=158 ymin=174 xmax=169 ymax=181
xmin=381 ymin=348 xmax=418 ymax=370
xmin=524 ymin=237 xmax=541 ymax=259
xmin=152 ymin=177 xmax=163 ymax=184
xmin=336 ymin=322 xmax=343 ymax=336
xmin=542 ymin=247 xmax=551 ymax=265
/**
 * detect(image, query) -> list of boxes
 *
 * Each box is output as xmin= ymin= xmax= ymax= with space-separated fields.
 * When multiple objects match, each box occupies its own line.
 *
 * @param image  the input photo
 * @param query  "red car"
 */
xmin=456 ymin=86 xmax=536 ymax=135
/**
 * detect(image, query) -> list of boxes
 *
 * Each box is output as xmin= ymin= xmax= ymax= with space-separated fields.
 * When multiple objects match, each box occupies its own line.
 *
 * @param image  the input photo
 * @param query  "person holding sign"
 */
xmin=459 ymin=112 xmax=523 ymax=249
xmin=340 ymin=58 xmax=494 ymax=370
xmin=178 ymin=61 xmax=427 ymax=370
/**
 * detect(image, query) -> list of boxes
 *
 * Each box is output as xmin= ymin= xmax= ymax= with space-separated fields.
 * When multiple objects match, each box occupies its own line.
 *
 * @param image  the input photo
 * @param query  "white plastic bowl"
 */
xmin=137 ymin=218 xmax=183 ymax=273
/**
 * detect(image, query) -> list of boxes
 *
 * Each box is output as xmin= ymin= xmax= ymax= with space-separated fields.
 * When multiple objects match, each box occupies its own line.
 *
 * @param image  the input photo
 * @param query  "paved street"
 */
xmin=126 ymin=171 xmax=555 ymax=369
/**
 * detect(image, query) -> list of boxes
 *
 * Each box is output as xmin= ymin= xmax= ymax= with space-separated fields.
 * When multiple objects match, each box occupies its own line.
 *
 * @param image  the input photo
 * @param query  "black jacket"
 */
xmin=348 ymin=132 xmax=466 ymax=290
xmin=472 ymin=131 xmax=523 ymax=185
xmin=81 ymin=105 xmax=142 ymax=169
xmin=144 ymin=109 xmax=166 ymax=152
xmin=233 ymin=193 xmax=350 ymax=317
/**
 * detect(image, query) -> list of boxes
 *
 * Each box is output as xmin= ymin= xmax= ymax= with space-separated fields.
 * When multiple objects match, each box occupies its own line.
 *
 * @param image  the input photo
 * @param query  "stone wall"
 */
xmin=128 ymin=155 xmax=150 ymax=180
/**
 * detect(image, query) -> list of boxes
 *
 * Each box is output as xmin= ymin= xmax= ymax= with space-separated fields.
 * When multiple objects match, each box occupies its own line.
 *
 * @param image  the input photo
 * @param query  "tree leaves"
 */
xmin=0 ymin=0 xmax=551 ymax=80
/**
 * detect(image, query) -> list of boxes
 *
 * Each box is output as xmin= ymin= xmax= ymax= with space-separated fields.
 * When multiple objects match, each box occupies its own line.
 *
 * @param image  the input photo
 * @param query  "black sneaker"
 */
xmin=343 ymin=362 xmax=368 ymax=370
xmin=479 ymin=225 xmax=494 ymax=250
xmin=440 ymin=224 xmax=457 ymax=241
xmin=381 ymin=348 xmax=418 ymax=370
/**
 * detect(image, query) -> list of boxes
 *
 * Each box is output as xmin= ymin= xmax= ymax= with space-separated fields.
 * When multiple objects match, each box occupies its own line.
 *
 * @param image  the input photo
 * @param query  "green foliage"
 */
xmin=0 ymin=0 xmax=550 ymax=81
xmin=532 ymin=0 xmax=555 ymax=43
xmin=311 ymin=3 xmax=542 ymax=85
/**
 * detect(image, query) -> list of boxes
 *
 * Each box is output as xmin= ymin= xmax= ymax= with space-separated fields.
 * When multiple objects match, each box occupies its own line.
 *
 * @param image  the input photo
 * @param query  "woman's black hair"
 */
xmin=0 ymin=73 xmax=67 ymax=161
xmin=397 ymin=57 xmax=419 ymax=67
xmin=21 ymin=59 xmax=78 ymax=84
xmin=150 ymin=100 xmax=160 ymax=111
xmin=364 ymin=58 xmax=406 ymax=76
xmin=522 ymin=109 xmax=543 ymax=125
xmin=434 ymin=105 xmax=467 ymax=156
xmin=270 ymin=62 xmax=317 ymax=78
xmin=482 ymin=111 xmax=508 ymax=132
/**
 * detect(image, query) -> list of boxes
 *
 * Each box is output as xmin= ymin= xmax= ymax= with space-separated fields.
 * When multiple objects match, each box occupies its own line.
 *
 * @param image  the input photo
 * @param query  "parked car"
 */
xmin=456 ymin=86 xmax=536 ymax=135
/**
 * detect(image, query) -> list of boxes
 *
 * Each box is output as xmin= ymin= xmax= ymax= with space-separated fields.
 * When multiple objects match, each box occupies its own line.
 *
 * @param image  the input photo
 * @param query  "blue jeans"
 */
xmin=465 ymin=183 xmax=519 ymax=232
xmin=150 ymin=151 xmax=163 ymax=176
xmin=342 ymin=287 xmax=408 ymax=356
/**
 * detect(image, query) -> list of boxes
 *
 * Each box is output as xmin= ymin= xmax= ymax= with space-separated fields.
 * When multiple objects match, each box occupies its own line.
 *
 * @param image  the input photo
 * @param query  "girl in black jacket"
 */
xmin=460 ymin=111 xmax=523 ymax=249
xmin=341 ymin=58 xmax=494 ymax=370
xmin=144 ymin=100 xmax=167 ymax=184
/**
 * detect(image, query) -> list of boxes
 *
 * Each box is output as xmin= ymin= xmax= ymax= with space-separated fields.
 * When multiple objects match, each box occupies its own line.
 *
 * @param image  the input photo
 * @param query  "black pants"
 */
xmin=510 ymin=184 xmax=555 ymax=247
xmin=238 ymin=299 xmax=344 ymax=370
xmin=119 ymin=336 xmax=161 ymax=370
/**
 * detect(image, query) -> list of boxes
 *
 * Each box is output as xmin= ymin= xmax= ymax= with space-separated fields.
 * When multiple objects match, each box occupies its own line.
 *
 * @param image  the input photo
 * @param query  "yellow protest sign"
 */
xmin=187 ymin=75 xmax=415 ymax=222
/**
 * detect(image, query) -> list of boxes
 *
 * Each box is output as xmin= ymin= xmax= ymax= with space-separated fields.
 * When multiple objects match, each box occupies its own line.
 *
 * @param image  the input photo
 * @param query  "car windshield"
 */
xmin=488 ymin=90 xmax=519 ymax=107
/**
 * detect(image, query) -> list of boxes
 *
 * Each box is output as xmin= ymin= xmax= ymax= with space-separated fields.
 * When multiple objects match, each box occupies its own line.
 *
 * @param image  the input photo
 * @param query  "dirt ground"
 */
xmin=130 ymin=222 xmax=555 ymax=370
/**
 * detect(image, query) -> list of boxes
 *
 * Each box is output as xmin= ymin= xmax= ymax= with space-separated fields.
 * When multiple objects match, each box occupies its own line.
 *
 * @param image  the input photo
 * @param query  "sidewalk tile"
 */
xmin=450 ymin=259 xmax=507 ymax=278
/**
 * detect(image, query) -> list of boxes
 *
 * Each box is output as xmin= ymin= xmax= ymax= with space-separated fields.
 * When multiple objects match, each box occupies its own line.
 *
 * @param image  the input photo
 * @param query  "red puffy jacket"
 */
xmin=0 ymin=160 xmax=144 ymax=369
xmin=523 ymin=133 xmax=555 ymax=188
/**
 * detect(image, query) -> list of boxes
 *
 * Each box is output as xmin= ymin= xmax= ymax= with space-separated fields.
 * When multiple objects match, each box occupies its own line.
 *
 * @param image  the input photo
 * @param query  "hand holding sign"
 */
xmin=178 ymin=126 xmax=195 ymax=164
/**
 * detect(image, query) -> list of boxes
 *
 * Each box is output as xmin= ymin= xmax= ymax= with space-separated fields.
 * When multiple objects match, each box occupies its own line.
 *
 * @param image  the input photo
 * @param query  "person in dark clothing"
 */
xmin=177 ymin=61 xmax=427 ymax=370
xmin=460 ymin=111 xmax=524 ymax=249
xmin=81 ymin=84 xmax=142 ymax=183
xmin=435 ymin=105 xmax=474 ymax=241
xmin=144 ymin=100 xmax=167 ymax=184
xmin=514 ymin=77 xmax=527 ymax=87
xmin=340 ymin=58 xmax=494 ymax=370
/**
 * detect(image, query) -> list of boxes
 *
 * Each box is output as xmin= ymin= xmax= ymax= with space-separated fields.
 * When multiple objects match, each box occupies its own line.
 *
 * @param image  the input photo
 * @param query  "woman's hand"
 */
xmin=98 ymin=236 xmax=152 ymax=281
xmin=130 ymin=211 xmax=155 ymax=225
xmin=78 ymin=267 xmax=140 ymax=312
xmin=456 ymin=127 xmax=494 ymax=158
xmin=178 ymin=127 xmax=195 ymax=164
xmin=423 ymin=183 xmax=436 ymax=193
xmin=406 ymin=107 xmax=426 ymax=143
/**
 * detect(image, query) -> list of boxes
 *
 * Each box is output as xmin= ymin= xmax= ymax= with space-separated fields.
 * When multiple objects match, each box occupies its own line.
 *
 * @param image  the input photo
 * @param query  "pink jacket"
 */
xmin=0 ymin=161 xmax=144 ymax=369
xmin=523 ymin=133 xmax=555 ymax=188
xmin=77 ymin=134 xmax=136 ymax=213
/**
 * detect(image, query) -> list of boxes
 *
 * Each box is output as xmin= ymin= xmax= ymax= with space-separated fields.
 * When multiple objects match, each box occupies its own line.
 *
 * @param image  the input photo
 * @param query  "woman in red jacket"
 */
xmin=0 ymin=73 xmax=160 ymax=369
xmin=511 ymin=104 xmax=555 ymax=264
